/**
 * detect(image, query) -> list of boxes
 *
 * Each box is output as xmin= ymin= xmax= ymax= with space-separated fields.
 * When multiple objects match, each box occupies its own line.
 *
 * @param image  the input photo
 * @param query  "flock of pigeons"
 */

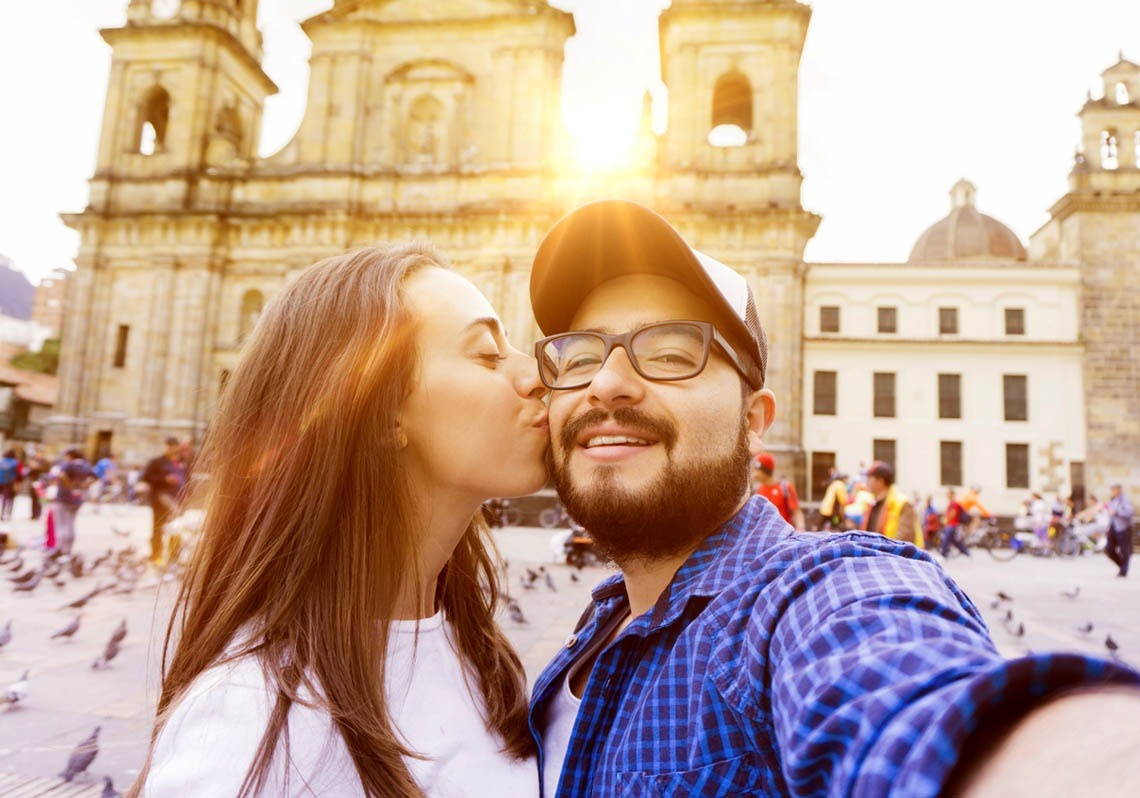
xmin=0 ymin=539 xmax=160 ymax=796
xmin=989 ymin=586 xmax=1124 ymax=660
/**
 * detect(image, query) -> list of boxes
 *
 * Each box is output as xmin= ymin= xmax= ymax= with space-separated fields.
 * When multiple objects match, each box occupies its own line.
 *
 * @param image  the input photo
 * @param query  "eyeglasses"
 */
xmin=535 ymin=320 xmax=752 ymax=390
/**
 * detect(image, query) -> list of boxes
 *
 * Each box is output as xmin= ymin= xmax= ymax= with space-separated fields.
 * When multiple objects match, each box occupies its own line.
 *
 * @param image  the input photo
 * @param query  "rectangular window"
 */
xmin=1004 ymin=307 xmax=1025 ymax=335
xmin=873 ymin=372 xmax=896 ymax=418
xmin=813 ymin=370 xmax=837 ymax=415
xmin=873 ymin=439 xmax=896 ymax=470
xmin=940 ymin=441 xmax=962 ymax=486
xmin=939 ymin=307 xmax=958 ymax=335
xmin=938 ymin=373 xmax=961 ymax=419
xmin=819 ymin=306 xmax=840 ymax=333
xmin=877 ymin=306 xmax=898 ymax=333
xmin=112 ymin=324 xmax=130 ymax=368
xmin=1003 ymin=374 xmax=1028 ymax=421
xmin=1006 ymin=443 xmax=1029 ymax=489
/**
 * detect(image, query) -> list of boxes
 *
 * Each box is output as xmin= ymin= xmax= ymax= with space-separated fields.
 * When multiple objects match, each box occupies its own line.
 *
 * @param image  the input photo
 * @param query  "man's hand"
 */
xmin=947 ymin=687 xmax=1140 ymax=796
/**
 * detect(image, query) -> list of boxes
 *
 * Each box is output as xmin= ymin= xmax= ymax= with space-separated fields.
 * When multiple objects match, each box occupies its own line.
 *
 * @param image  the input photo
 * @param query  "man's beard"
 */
xmin=550 ymin=405 xmax=752 ymax=567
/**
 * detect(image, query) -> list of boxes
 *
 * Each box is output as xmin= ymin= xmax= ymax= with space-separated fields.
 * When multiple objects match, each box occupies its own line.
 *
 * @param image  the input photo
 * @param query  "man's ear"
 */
xmin=744 ymin=388 xmax=777 ymax=458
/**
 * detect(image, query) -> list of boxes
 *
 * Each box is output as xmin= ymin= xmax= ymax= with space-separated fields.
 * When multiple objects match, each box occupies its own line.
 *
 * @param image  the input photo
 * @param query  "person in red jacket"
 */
xmin=754 ymin=453 xmax=805 ymax=531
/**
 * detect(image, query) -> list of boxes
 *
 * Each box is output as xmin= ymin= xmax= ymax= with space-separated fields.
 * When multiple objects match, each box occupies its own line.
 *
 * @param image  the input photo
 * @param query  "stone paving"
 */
xmin=0 ymin=499 xmax=1137 ymax=795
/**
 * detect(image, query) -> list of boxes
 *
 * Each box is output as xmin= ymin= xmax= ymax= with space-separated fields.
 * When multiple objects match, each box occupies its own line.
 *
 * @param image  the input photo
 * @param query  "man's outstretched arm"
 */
xmin=946 ymin=687 xmax=1140 ymax=796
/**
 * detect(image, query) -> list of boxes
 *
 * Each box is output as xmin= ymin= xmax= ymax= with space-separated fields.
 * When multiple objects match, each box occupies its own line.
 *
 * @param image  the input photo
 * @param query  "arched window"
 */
xmin=1115 ymin=81 xmax=1130 ymax=105
xmin=406 ymin=94 xmax=445 ymax=162
xmin=238 ymin=289 xmax=263 ymax=341
xmin=1101 ymin=129 xmax=1119 ymax=169
xmin=136 ymin=85 xmax=170 ymax=155
xmin=708 ymin=71 xmax=752 ymax=147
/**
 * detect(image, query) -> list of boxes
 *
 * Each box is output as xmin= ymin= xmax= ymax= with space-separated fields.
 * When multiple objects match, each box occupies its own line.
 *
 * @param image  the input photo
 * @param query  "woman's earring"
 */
xmin=396 ymin=429 xmax=408 ymax=449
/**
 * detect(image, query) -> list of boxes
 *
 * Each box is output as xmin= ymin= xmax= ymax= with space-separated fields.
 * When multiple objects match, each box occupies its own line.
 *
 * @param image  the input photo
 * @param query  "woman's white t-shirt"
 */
xmin=143 ymin=613 xmax=537 ymax=797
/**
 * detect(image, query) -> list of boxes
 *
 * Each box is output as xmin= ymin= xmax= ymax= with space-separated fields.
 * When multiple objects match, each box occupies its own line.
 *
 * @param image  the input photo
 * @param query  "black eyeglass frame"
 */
xmin=535 ymin=320 xmax=757 ymax=390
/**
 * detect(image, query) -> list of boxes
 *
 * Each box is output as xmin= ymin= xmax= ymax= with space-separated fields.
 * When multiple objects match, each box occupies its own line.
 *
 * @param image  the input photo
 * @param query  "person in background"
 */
xmin=860 ymin=460 xmax=922 ymax=546
xmin=142 ymin=438 xmax=184 ymax=566
xmin=753 ymin=453 xmax=805 ymax=531
xmin=1107 ymin=483 xmax=1134 ymax=578
xmin=921 ymin=495 xmax=942 ymax=552
xmin=940 ymin=488 xmax=970 ymax=557
xmin=52 ymin=448 xmax=95 ymax=556
xmin=817 ymin=468 xmax=849 ymax=531
xmin=0 ymin=448 xmax=21 ymax=521
xmin=24 ymin=445 xmax=50 ymax=521
xmin=958 ymin=482 xmax=992 ymax=539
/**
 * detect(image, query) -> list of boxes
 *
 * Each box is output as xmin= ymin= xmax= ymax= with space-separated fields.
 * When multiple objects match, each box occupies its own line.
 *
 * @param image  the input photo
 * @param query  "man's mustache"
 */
xmin=558 ymin=406 xmax=678 ymax=454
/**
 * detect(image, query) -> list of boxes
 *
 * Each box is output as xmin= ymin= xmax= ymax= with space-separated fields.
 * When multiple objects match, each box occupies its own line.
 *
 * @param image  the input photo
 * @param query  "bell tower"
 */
xmin=91 ymin=0 xmax=275 ymax=210
xmin=1031 ymin=54 xmax=1140 ymax=492
xmin=653 ymin=0 xmax=821 ymax=473
xmin=49 ymin=0 xmax=277 ymax=456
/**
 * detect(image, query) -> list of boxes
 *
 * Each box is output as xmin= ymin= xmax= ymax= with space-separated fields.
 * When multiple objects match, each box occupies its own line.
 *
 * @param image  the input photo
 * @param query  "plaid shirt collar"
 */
xmin=584 ymin=495 xmax=786 ymax=632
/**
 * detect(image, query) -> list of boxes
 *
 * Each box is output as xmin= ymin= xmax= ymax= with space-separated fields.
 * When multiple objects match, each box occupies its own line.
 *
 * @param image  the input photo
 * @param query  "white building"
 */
xmin=802 ymin=181 xmax=1086 ymax=515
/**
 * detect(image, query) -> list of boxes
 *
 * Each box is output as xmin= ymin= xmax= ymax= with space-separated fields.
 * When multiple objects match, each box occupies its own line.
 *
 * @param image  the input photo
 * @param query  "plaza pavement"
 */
xmin=0 ymin=498 xmax=1137 ymax=795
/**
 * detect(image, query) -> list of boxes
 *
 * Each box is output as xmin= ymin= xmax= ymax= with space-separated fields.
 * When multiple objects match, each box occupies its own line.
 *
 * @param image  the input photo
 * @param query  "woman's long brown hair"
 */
xmin=129 ymin=243 xmax=534 ymax=797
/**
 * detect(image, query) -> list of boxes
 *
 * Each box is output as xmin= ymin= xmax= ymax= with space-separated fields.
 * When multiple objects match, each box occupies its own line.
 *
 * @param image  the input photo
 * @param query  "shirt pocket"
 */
xmin=614 ymin=753 xmax=770 ymax=797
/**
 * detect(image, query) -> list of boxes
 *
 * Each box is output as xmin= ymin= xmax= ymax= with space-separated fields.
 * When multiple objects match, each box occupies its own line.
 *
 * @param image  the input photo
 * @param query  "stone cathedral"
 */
xmin=49 ymin=0 xmax=1140 ymax=502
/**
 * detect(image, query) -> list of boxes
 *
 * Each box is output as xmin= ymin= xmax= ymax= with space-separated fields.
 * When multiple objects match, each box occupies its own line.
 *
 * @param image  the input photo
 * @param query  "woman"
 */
xmin=131 ymin=242 xmax=549 ymax=797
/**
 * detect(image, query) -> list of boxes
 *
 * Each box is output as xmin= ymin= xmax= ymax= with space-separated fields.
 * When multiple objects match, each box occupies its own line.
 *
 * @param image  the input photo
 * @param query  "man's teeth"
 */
xmin=585 ymin=435 xmax=651 ymax=448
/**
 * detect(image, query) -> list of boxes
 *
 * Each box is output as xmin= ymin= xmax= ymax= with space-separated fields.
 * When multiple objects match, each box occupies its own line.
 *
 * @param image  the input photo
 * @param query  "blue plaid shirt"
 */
xmin=530 ymin=496 xmax=1140 ymax=797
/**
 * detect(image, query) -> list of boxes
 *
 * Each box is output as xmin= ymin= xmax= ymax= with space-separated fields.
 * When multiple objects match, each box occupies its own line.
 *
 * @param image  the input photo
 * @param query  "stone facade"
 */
xmin=50 ymin=0 xmax=819 ymax=465
xmin=49 ymin=2 xmax=1140 ymax=501
xmin=1029 ymin=57 xmax=1140 ymax=497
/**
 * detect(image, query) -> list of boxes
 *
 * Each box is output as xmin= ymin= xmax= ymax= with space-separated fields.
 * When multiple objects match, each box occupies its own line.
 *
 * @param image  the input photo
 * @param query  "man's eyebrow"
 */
xmin=574 ymin=321 xmax=663 ymax=335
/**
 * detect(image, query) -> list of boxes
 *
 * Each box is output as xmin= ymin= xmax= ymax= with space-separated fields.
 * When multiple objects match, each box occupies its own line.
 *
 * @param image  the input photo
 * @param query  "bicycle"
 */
xmin=963 ymin=518 xmax=1019 ymax=561
xmin=539 ymin=501 xmax=576 ymax=529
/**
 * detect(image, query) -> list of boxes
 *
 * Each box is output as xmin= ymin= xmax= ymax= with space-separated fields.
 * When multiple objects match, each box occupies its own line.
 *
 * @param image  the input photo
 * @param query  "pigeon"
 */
xmin=12 ymin=572 xmax=41 ymax=592
xmin=101 ymin=776 xmax=121 ymax=798
xmin=1078 ymin=622 xmax=1094 ymax=634
xmin=1015 ymin=622 xmax=1025 ymax=637
xmin=111 ymin=525 xmax=132 ymax=537
xmin=3 ymin=670 xmax=28 ymax=705
xmin=1061 ymin=586 xmax=1080 ymax=599
xmin=1004 ymin=609 xmax=1014 ymax=623
xmin=63 ymin=584 xmax=110 ymax=610
xmin=507 ymin=600 xmax=527 ymax=625
xmin=92 ymin=637 xmax=122 ymax=670
xmin=9 ymin=568 xmax=39 ymax=585
xmin=519 ymin=574 xmax=536 ymax=591
xmin=0 ymin=620 xmax=11 ymax=649
xmin=59 ymin=726 xmax=100 ymax=782
xmin=109 ymin=618 xmax=127 ymax=645
xmin=68 ymin=555 xmax=85 ymax=579
xmin=3 ymin=555 xmax=24 ymax=572
xmin=544 ymin=571 xmax=558 ymax=592
xmin=90 ymin=550 xmax=113 ymax=572
xmin=1106 ymin=634 xmax=1119 ymax=653
xmin=51 ymin=615 xmax=81 ymax=640
xmin=988 ymin=598 xmax=1000 ymax=610
xmin=569 ymin=571 xmax=580 ymax=583
xmin=996 ymin=591 xmax=1013 ymax=601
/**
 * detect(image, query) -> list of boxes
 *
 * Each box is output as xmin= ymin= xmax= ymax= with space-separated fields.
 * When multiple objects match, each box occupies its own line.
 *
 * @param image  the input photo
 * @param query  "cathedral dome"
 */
xmin=907 ymin=180 xmax=1027 ymax=262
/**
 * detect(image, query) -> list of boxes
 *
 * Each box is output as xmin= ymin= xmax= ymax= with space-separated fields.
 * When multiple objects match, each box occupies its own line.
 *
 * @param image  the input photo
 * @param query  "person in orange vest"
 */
xmin=860 ymin=461 xmax=922 ymax=547
xmin=753 ymin=453 xmax=805 ymax=531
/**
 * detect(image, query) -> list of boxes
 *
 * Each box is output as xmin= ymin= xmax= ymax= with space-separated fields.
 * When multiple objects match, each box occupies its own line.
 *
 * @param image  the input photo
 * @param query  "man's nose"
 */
xmin=586 ymin=346 xmax=645 ymax=407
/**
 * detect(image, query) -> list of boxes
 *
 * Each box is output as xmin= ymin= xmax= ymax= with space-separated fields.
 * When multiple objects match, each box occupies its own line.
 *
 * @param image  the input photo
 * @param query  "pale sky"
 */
xmin=1 ymin=1 xmax=1138 ymax=285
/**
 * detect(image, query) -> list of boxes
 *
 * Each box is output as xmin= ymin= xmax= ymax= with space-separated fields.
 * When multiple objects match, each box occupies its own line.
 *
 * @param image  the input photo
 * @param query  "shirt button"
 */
xmin=565 ymin=634 xmax=578 ymax=649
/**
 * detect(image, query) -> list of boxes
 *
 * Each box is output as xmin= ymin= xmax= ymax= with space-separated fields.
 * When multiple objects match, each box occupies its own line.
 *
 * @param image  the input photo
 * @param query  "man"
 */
xmin=52 ymin=448 xmax=94 ymax=556
xmin=0 ymin=448 xmax=20 ymax=521
xmin=941 ymin=488 xmax=970 ymax=557
xmin=860 ymin=460 xmax=921 ymax=546
xmin=1107 ymin=483 xmax=1134 ymax=578
xmin=142 ymin=437 xmax=184 ymax=565
xmin=527 ymin=199 xmax=1140 ymax=797
xmin=817 ymin=468 xmax=848 ymax=531
xmin=958 ymin=482 xmax=992 ymax=540
xmin=753 ymin=452 xmax=805 ymax=530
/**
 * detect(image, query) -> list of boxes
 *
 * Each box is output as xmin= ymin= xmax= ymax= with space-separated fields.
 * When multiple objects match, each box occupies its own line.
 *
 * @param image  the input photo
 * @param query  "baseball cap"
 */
xmin=867 ymin=460 xmax=894 ymax=484
xmin=756 ymin=453 xmax=776 ymax=474
xmin=530 ymin=199 xmax=767 ymax=388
